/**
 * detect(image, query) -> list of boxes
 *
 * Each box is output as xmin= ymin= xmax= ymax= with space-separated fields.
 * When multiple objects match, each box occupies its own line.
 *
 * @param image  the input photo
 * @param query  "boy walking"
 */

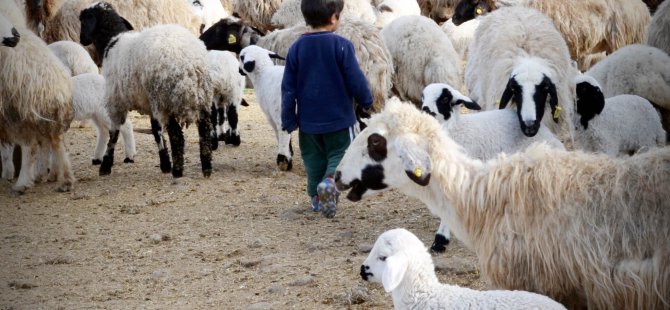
xmin=281 ymin=0 xmax=373 ymax=218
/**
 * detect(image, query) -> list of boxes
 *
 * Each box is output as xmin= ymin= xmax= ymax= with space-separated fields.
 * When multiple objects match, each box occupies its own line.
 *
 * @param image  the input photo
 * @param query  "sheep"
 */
xmin=79 ymin=2 xmax=214 ymax=178
xmin=71 ymin=73 xmax=136 ymax=164
xmin=374 ymin=0 xmax=421 ymax=28
xmin=0 ymin=143 xmax=15 ymax=180
xmin=47 ymin=40 xmax=98 ymax=76
xmin=257 ymin=17 xmax=393 ymax=113
xmin=188 ymin=0 xmax=231 ymax=34
xmin=335 ymin=98 xmax=670 ymax=309
xmin=199 ymin=16 xmax=262 ymax=53
xmin=440 ymin=17 xmax=478 ymax=60
xmin=465 ymin=7 xmax=576 ymax=142
xmin=419 ymin=0 xmax=459 ymax=23
xmin=584 ymin=44 xmax=670 ymax=142
xmin=452 ymin=0 xmax=650 ymax=71
xmin=362 ymin=228 xmax=567 ymax=309
xmin=0 ymin=12 xmax=20 ymax=48
xmin=646 ymin=0 xmax=670 ymax=57
xmin=0 ymin=22 xmax=74 ymax=193
xmin=232 ymin=0 xmax=283 ymax=33
xmin=419 ymin=83 xmax=565 ymax=252
xmin=206 ymin=50 xmax=246 ymax=146
xmin=573 ymin=75 xmax=666 ymax=156
xmin=238 ymin=45 xmax=294 ymax=171
xmin=270 ymin=0 xmax=377 ymax=29
xmin=380 ymin=15 xmax=461 ymax=107
xmin=643 ymin=0 xmax=666 ymax=14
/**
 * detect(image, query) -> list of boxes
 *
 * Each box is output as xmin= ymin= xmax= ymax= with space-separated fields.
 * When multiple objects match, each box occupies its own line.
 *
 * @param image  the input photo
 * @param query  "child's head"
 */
xmin=301 ymin=0 xmax=344 ymax=28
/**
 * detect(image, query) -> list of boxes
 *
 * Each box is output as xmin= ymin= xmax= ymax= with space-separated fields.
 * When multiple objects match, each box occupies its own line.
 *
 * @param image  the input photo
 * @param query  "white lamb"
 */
xmin=420 ymin=83 xmax=565 ymax=252
xmin=362 ymin=228 xmax=567 ymax=309
xmin=374 ymin=0 xmax=421 ymax=28
xmin=188 ymin=0 xmax=231 ymax=33
xmin=573 ymin=75 xmax=666 ymax=156
xmin=238 ymin=45 xmax=293 ymax=171
xmin=80 ymin=2 xmax=214 ymax=178
xmin=380 ymin=15 xmax=461 ymax=107
xmin=465 ymin=7 xmax=576 ymax=142
xmin=206 ymin=50 xmax=246 ymax=146
xmin=71 ymin=73 xmax=136 ymax=165
xmin=47 ymin=40 xmax=98 ymax=76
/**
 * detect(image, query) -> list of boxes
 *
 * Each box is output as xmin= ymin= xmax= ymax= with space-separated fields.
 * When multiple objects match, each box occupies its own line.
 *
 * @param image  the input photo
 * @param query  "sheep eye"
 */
xmin=379 ymin=256 xmax=387 ymax=261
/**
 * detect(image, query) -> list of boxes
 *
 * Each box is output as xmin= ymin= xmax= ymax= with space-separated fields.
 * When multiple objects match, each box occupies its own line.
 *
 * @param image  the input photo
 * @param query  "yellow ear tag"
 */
xmin=476 ymin=7 xmax=483 ymax=14
xmin=496 ymin=99 xmax=501 ymax=107
xmin=553 ymin=105 xmax=562 ymax=119
xmin=414 ymin=166 xmax=423 ymax=178
xmin=228 ymin=34 xmax=237 ymax=44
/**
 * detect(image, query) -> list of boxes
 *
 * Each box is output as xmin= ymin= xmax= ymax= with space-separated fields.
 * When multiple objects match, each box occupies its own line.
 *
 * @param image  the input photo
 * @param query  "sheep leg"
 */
xmin=91 ymin=115 xmax=108 ymax=165
xmin=431 ymin=220 xmax=451 ymax=253
xmin=1 ymin=143 xmax=15 ymax=180
xmin=166 ymin=116 xmax=185 ymax=178
xmin=36 ymin=144 xmax=51 ymax=183
xmin=119 ymin=118 xmax=136 ymax=163
xmin=150 ymin=117 xmax=171 ymax=174
xmin=12 ymin=142 xmax=37 ymax=194
xmin=50 ymin=136 xmax=74 ymax=192
xmin=276 ymin=130 xmax=293 ymax=171
xmin=224 ymin=104 xmax=240 ymax=146
xmin=196 ymin=109 xmax=213 ymax=178
xmin=209 ymin=102 xmax=219 ymax=151
xmin=99 ymin=129 xmax=120 ymax=176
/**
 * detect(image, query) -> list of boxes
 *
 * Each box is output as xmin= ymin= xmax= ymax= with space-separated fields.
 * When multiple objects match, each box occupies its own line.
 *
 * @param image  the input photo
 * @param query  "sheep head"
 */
xmin=335 ymin=98 xmax=438 ymax=202
xmin=452 ymin=0 xmax=495 ymax=25
xmin=238 ymin=45 xmax=285 ymax=75
xmin=0 ymin=13 xmax=19 ymax=48
xmin=421 ymin=83 xmax=481 ymax=124
xmin=574 ymin=75 xmax=605 ymax=130
xmin=499 ymin=57 xmax=559 ymax=137
xmin=361 ymin=228 xmax=431 ymax=292
xmin=79 ymin=2 xmax=134 ymax=61
xmin=199 ymin=17 xmax=263 ymax=53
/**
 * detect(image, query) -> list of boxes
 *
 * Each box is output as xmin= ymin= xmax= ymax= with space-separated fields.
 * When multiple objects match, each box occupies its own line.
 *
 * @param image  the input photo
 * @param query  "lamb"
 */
xmin=420 ymin=83 xmax=564 ymax=251
xmin=188 ymin=0 xmax=231 ymax=33
xmin=335 ymin=98 xmax=670 ymax=309
xmin=206 ymin=50 xmax=246 ymax=146
xmin=452 ymin=0 xmax=650 ymax=71
xmin=465 ymin=7 xmax=576 ymax=142
xmin=79 ymin=2 xmax=214 ymax=178
xmin=374 ymin=0 xmax=421 ymax=28
xmin=362 ymin=228 xmax=567 ymax=309
xmin=47 ymin=40 xmax=98 ymax=76
xmin=71 ymin=73 xmax=136 ymax=164
xmin=647 ymin=1 xmax=670 ymax=60
xmin=238 ymin=45 xmax=293 ymax=171
xmin=0 ymin=21 xmax=74 ymax=193
xmin=270 ymin=0 xmax=377 ymax=29
xmin=573 ymin=75 xmax=666 ymax=156
xmin=380 ymin=15 xmax=461 ymax=107
xmin=584 ymin=44 xmax=670 ymax=142
xmin=257 ymin=17 xmax=393 ymax=112
xmin=232 ymin=0 xmax=283 ymax=33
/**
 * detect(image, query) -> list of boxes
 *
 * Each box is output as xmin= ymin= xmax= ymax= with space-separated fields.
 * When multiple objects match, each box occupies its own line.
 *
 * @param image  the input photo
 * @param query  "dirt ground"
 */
xmin=0 ymin=90 xmax=483 ymax=309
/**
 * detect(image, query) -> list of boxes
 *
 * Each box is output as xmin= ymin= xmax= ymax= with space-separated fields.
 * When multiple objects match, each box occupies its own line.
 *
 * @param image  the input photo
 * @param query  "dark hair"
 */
xmin=301 ymin=0 xmax=344 ymax=28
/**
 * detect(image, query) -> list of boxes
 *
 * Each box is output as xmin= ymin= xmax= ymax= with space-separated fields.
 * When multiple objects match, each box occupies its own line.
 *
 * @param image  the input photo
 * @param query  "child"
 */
xmin=281 ymin=0 xmax=373 ymax=218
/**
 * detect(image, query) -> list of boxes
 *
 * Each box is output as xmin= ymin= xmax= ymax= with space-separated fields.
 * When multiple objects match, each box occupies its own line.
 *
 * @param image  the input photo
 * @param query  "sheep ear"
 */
xmin=455 ymin=99 xmax=481 ymax=111
xmin=240 ymin=98 xmax=249 ymax=107
xmin=121 ymin=17 xmax=134 ymax=31
xmin=394 ymin=137 xmax=432 ymax=186
xmin=499 ymin=77 xmax=515 ymax=109
xmin=575 ymin=81 xmax=605 ymax=129
xmin=546 ymin=79 xmax=559 ymax=123
xmin=382 ymin=254 xmax=408 ymax=293
xmin=269 ymin=52 xmax=285 ymax=60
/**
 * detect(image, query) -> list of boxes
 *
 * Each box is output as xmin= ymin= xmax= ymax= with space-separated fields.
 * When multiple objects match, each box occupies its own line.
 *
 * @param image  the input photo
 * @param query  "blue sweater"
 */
xmin=281 ymin=31 xmax=373 ymax=134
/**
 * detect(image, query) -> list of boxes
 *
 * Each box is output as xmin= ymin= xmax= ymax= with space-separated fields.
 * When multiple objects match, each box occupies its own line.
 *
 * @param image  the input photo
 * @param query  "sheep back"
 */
xmin=207 ymin=50 xmax=245 ymax=108
xmin=647 ymin=0 xmax=670 ymax=56
xmin=233 ymin=0 xmax=283 ymax=33
xmin=271 ymin=0 xmax=376 ymax=29
xmin=48 ymin=40 xmax=98 ymax=76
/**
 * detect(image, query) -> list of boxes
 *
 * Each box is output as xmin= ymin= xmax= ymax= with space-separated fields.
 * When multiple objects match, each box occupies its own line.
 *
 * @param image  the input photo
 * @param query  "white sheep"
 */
xmin=362 ymin=228 xmax=567 ymax=309
xmin=440 ymin=17 xmax=479 ymax=61
xmin=188 ymin=0 xmax=231 ymax=33
xmin=584 ymin=44 xmax=670 ymax=142
xmin=71 ymin=73 xmax=136 ymax=164
xmin=80 ymin=2 xmax=214 ymax=178
xmin=232 ymin=0 xmax=283 ymax=33
xmin=257 ymin=17 xmax=393 ymax=113
xmin=206 ymin=50 xmax=246 ymax=146
xmin=335 ymin=98 xmax=670 ymax=309
xmin=419 ymin=83 xmax=564 ymax=251
xmin=47 ymin=40 xmax=98 ymax=76
xmin=374 ymin=0 xmax=421 ymax=28
xmin=452 ymin=0 xmax=650 ymax=71
xmin=419 ymin=0 xmax=459 ymax=23
xmin=0 ymin=22 xmax=74 ymax=193
xmin=573 ymin=76 xmax=666 ymax=156
xmin=238 ymin=45 xmax=293 ymax=171
xmin=380 ymin=15 xmax=461 ymax=107
xmin=647 ymin=0 xmax=669 ymax=56
xmin=271 ymin=0 xmax=377 ymax=29
xmin=465 ymin=6 xmax=576 ymax=142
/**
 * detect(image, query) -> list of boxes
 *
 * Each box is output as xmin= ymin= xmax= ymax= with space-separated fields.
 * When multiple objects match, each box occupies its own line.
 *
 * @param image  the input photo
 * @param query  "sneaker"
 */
xmin=310 ymin=195 xmax=322 ymax=212
xmin=317 ymin=177 xmax=339 ymax=218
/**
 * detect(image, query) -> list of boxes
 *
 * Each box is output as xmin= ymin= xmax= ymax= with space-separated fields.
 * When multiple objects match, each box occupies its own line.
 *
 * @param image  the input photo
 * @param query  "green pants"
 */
xmin=299 ymin=126 xmax=355 ymax=197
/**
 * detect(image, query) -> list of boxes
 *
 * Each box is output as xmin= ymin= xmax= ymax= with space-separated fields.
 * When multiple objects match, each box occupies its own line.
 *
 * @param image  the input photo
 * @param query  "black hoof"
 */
xmin=277 ymin=154 xmax=292 ymax=171
xmin=217 ymin=134 xmax=225 ymax=141
xmin=202 ymin=169 xmax=212 ymax=178
xmin=100 ymin=156 xmax=113 ymax=175
xmin=99 ymin=166 xmax=111 ymax=176
xmin=92 ymin=159 xmax=102 ymax=165
xmin=225 ymin=134 xmax=241 ymax=146
xmin=123 ymin=158 xmax=134 ymax=163
xmin=211 ymin=136 xmax=219 ymax=151
xmin=430 ymin=234 xmax=450 ymax=253
xmin=172 ymin=168 xmax=183 ymax=178
xmin=159 ymin=149 xmax=171 ymax=173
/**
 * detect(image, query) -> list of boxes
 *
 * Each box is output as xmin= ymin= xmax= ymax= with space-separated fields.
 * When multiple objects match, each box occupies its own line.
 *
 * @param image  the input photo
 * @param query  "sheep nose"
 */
xmin=335 ymin=171 xmax=351 ymax=191
xmin=521 ymin=120 xmax=540 ymax=137
xmin=2 ymin=28 xmax=20 ymax=47
xmin=360 ymin=265 xmax=371 ymax=281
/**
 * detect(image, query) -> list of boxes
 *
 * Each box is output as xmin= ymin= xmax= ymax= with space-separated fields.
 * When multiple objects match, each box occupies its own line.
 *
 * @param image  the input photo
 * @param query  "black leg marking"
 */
xmin=99 ymin=130 xmax=120 ymax=176
xmin=217 ymin=107 xmax=225 ymax=142
xmin=166 ymin=116 xmax=185 ymax=178
xmin=123 ymin=158 xmax=134 ymax=163
xmin=151 ymin=118 xmax=171 ymax=173
xmin=430 ymin=234 xmax=450 ymax=253
xmin=276 ymin=154 xmax=292 ymax=171
xmin=224 ymin=105 xmax=240 ymax=146
xmin=197 ymin=109 xmax=213 ymax=178
xmin=92 ymin=159 xmax=102 ymax=165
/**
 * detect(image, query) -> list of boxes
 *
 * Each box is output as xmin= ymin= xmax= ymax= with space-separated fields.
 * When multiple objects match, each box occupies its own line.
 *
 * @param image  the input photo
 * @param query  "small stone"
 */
xmin=150 ymin=234 xmax=170 ymax=243
xmin=289 ymin=276 xmax=315 ymax=287
xmin=337 ymin=231 xmax=353 ymax=239
xmin=267 ymin=284 xmax=285 ymax=294
xmin=247 ymin=239 xmax=263 ymax=249
xmin=357 ymin=243 xmax=373 ymax=253
xmin=8 ymin=281 xmax=37 ymax=289
xmin=240 ymin=257 xmax=263 ymax=268
xmin=151 ymin=268 xmax=170 ymax=279
xmin=335 ymin=285 xmax=369 ymax=305
xmin=247 ymin=302 xmax=272 ymax=310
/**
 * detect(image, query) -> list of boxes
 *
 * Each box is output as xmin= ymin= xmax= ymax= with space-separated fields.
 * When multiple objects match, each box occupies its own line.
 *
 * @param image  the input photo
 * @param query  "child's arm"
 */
xmin=281 ymin=48 xmax=299 ymax=133
xmin=340 ymin=41 xmax=373 ymax=110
